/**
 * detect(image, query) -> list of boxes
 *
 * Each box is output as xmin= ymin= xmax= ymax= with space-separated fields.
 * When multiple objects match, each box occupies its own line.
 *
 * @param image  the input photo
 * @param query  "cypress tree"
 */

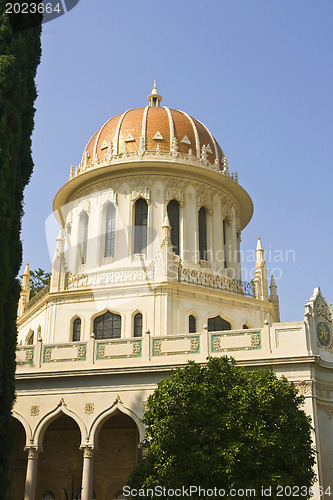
xmin=0 ymin=2 xmax=41 ymax=493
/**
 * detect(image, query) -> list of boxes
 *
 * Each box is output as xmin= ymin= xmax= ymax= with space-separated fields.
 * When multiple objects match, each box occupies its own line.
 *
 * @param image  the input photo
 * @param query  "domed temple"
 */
xmin=10 ymin=84 xmax=333 ymax=500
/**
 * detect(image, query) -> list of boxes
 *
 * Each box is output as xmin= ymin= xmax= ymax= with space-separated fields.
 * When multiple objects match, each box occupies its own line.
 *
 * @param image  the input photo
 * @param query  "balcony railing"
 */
xmin=15 ymin=328 xmax=263 ymax=372
xmin=24 ymin=284 xmax=50 ymax=312
xmin=177 ymin=266 xmax=254 ymax=297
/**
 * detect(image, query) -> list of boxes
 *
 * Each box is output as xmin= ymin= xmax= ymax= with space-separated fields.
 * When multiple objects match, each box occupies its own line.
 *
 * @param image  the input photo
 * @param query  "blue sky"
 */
xmin=21 ymin=0 xmax=333 ymax=321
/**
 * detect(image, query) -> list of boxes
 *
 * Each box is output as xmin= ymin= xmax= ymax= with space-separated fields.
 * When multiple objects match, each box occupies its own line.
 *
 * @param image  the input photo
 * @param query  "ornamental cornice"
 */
xmin=68 ymin=148 xmax=240 ymax=185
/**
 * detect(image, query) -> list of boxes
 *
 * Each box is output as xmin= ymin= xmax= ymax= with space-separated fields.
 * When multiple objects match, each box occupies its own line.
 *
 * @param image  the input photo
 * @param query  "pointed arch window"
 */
xmin=189 ymin=315 xmax=196 ymax=333
xmin=105 ymin=203 xmax=116 ymax=258
xmin=94 ymin=311 xmax=121 ymax=339
xmin=167 ymin=200 xmax=180 ymax=255
xmin=73 ymin=318 xmax=81 ymax=341
xmin=134 ymin=312 xmax=143 ymax=337
xmin=79 ymin=212 xmax=89 ymax=265
xmin=26 ymin=331 xmax=34 ymax=345
xmin=134 ymin=198 xmax=148 ymax=254
xmin=198 ymin=206 xmax=207 ymax=261
xmin=208 ymin=315 xmax=231 ymax=332
xmin=243 ymin=324 xmax=249 ymax=329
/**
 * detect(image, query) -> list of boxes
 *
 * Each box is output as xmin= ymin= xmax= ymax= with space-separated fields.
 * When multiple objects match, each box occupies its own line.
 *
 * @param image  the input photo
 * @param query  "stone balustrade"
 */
xmin=15 ymin=327 xmax=267 ymax=374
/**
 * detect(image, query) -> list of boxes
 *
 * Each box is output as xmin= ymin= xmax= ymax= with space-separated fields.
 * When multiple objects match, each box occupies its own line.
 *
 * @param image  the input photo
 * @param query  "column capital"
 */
xmin=24 ymin=447 xmax=39 ymax=459
xmin=80 ymin=445 xmax=94 ymax=458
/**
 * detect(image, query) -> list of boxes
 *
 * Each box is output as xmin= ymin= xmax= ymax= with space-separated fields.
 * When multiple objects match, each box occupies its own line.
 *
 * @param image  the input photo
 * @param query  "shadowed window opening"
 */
xmin=105 ymin=203 xmax=116 ymax=258
xmin=73 ymin=318 xmax=81 ymax=341
xmin=134 ymin=198 xmax=148 ymax=254
xmin=199 ymin=206 xmax=207 ymax=261
xmin=208 ymin=315 xmax=231 ymax=332
xmin=94 ymin=311 xmax=121 ymax=339
xmin=189 ymin=315 xmax=196 ymax=333
xmin=134 ymin=312 xmax=143 ymax=337
xmin=167 ymin=199 xmax=180 ymax=255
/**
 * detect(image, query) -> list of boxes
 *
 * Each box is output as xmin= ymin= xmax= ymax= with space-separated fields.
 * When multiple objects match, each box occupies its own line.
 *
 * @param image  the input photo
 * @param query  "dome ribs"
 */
xmin=80 ymin=106 xmax=223 ymax=169
xmin=94 ymin=112 xmax=123 ymax=163
xmin=192 ymin=117 xmax=216 ymax=165
xmin=177 ymin=110 xmax=201 ymax=159
xmin=171 ymin=109 xmax=196 ymax=157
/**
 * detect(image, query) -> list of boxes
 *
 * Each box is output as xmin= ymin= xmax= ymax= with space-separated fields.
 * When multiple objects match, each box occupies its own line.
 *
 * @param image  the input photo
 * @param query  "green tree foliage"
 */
xmin=29 ymin=268 xmax=51 ymax=298
xmin=0 ymin=2 xmax=41 ymax=493
xmin=128 ymin=357 xmax=315 ymax=499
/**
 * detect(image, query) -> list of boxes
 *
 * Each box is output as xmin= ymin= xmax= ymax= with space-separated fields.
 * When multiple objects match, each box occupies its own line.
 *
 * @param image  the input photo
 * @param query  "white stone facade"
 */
xmin=11 ymin=89 xmax=333 ymax=500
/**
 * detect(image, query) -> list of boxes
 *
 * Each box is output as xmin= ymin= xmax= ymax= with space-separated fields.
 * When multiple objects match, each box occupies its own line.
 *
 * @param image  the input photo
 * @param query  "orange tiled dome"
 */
xmin=81 ymin=85 xmax=225 ymax=170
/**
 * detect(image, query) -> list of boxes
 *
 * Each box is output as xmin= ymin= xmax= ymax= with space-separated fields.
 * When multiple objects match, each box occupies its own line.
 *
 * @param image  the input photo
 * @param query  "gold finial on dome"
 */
xmin=148 ymin=80 xmax=162 ymax=107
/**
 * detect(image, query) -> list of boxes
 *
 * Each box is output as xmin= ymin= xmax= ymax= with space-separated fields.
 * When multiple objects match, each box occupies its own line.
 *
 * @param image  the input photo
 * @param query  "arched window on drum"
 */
xmin=167 ymin=199 xmax=180 ymax=255
xmin=72 ymin=318 xmax=81 ymax=341
xmin=207 ymin=315 xmax=231 ymax=332
xmin=94 ymin=311 xmax=121 ymax=340
xmin=104 ymin=203 xmax=116 ymax=259
xmin=134 ymin=198 xmax=148 ymax=255
xmin=198 ymin=206 xmax=207 ymax=261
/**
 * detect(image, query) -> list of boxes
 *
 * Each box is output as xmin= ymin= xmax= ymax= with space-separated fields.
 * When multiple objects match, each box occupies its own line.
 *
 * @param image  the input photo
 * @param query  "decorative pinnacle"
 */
xmin=256 ymin=237 xmax=264 ymax=252
xmin=23 ymin=262 xmax=30 ymax=277
xmin=270 ymin=274 xmax=277 ymax=288
xmin=162 ymin=214 xmax=171 ymax=229
xmin=148 ymin=81 xmax=162 ymax=107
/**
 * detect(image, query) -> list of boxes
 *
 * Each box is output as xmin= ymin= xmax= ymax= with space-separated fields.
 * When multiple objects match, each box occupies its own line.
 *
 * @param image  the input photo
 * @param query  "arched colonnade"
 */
xmin=9 ymin=400 xmax=144 ymax=500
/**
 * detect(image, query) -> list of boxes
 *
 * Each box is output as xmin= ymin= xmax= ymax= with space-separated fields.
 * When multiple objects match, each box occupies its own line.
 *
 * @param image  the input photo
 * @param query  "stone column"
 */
xmin=24 ymin=448 xmax=39 ymax=500
xmin=81 ymin=445 xmax=94 ymax=500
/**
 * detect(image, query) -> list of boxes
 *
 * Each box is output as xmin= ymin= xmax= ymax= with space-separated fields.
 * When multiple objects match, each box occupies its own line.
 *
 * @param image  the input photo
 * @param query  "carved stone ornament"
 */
xmin=82 ymin=446 xmax=94 ymax=458
xmin=310 ymin=289 xmax=333 ymax=349
xmin=114 ymin=394 xmax=123 ymax=404
xmin=25 ymin=349 xmax=34 ymax=363
xmin=221 ymin=195 xmax=235 ymax=222
xmin=251 ymin=333 xmax=261 ymax=348
xmin=142 ymin=400 xmax=148 ymax=411
xmin=100 ymin=189 xmax=118 ymax=207
xmin=76 ymin=199 xmax=90 ymax=216
xmin=165 ymin=187 xmax=184 ymax=206
xmin=85 ymin=403 xmax=94 ymax=414
xmin=30 ymin=405 xmax=40 ymax=417
xmin=27 ymin=448 xmax=39 ymax=459
xmin=190 ymin=338 xmax=199 ymax=352
xmin=132 ymin=187 xmax=150 ymax=203
xmin=197 ymin=193 xmax=213 ymax=213
xmin=294 ymin=381 xmax=313 ymax=396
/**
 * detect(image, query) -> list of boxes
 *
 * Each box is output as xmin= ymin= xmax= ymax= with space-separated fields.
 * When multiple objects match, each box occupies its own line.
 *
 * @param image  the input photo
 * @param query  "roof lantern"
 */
xmin=147 ymin=80 xmax=162 ymax=107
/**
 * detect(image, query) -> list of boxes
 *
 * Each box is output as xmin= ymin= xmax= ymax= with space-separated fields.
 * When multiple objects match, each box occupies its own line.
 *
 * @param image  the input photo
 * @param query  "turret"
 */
xmin=253 ymin=237 xmax=269 ymax=301
xmin=17 ymin=263 xmax=30 ymax=317
xmin=50 ymin=228 xmax=67 ymax=292
xmin=154 ymin=214 xmax=178 ymax=282
xmin=269 ymin=274 xmax=280 ymax=321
